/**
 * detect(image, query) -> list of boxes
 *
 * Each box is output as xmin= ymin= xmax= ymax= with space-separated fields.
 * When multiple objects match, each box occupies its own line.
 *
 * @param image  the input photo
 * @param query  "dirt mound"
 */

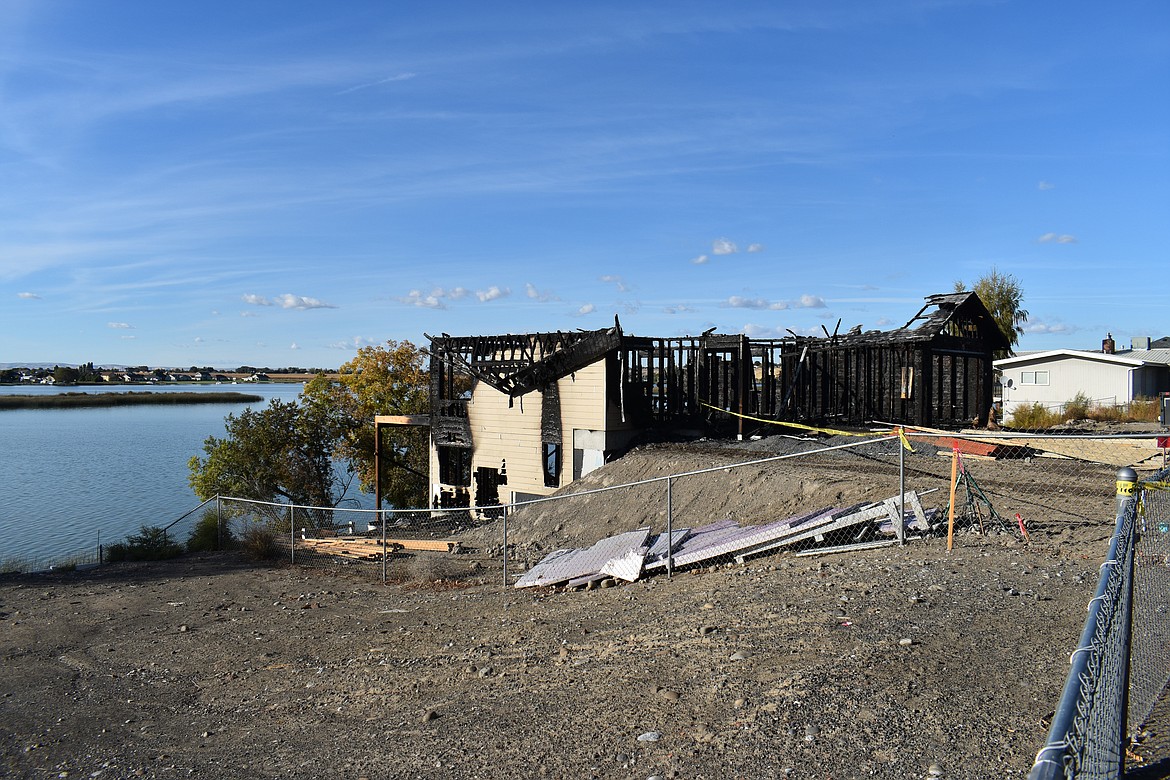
xmin=466 ymin=435 xmax=922 ymax=557
xmin=463 ymin=431 xmax=1116 ymax=563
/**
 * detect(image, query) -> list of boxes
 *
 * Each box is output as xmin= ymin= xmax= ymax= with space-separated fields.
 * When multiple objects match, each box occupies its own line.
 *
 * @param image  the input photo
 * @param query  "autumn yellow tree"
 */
xmin=302 ymin=339 xmax=430 ymax=508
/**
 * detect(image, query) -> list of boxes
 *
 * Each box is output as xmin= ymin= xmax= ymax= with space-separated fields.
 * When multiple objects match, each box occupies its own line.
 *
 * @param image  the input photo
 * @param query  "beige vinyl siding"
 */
xmin=466 ymin=379 xmax=544 ymax=498
xmin=461 ymin=359 xmax=609 ymax=502
xmin=556 ymin=360 xmax=608 ymax=432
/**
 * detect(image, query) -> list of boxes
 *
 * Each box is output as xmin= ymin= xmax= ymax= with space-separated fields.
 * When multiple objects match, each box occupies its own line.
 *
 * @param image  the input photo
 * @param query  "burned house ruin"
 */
xmin=422 ymin=292 xmax=1007 ymax=511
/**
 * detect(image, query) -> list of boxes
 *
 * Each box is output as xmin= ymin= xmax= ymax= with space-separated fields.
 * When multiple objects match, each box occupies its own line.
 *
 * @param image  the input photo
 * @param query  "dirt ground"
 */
xmin=0 ymin=433 xmax=1159 ymax=780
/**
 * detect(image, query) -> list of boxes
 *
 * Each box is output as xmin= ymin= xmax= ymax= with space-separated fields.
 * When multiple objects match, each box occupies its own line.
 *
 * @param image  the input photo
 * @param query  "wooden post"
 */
xmin=947 ymin=445 xmax=959 ymax=551
xmin=373 ymin=421 xmax=382 ymax=512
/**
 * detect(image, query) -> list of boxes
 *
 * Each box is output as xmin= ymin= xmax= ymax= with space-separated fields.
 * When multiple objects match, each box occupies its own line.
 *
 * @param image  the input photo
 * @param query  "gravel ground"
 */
xmin=0 ymin=433 xmax=1150 ymax=780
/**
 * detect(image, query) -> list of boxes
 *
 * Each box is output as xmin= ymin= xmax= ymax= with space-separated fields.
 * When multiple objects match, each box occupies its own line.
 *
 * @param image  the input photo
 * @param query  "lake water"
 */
xmin=0 ymin=383 xmax=373 ymax=566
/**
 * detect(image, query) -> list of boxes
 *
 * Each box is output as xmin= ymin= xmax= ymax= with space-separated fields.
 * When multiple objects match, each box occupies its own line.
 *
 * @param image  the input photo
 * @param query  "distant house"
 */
xmin=167 ymin=373 xmax=193 ymax=382
xmin=995 ymin=335 xmax=1170 ymax=417
xmin=122 ymin=372 xmax=147 ymax=383
xmin=418 ymin=291 xmax=1007 ymax=513
xmin=194 ymin=371 xmax=213 ymax=382
xmin=244 ymin=372 xmax=270 ymax=382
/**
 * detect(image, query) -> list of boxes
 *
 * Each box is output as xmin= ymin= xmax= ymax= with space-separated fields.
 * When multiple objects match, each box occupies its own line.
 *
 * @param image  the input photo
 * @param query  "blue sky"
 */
xmin=2 ymin=1 xmax=1167 ymax=369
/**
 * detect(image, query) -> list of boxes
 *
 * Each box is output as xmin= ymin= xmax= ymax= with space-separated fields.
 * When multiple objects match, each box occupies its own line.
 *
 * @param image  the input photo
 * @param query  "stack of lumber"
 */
xmin=297 ymin=536 xmax=461 ymax=561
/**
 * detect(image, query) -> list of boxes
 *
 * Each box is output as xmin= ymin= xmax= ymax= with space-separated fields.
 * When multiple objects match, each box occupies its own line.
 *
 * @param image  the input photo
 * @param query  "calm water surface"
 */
xmin=0 ymin=383 xmax=367 ymax=564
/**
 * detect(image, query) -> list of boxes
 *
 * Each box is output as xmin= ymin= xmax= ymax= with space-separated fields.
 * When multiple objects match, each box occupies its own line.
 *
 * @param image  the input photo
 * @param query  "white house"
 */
xmin=995 ymin=336 xmax=1170 ymax=417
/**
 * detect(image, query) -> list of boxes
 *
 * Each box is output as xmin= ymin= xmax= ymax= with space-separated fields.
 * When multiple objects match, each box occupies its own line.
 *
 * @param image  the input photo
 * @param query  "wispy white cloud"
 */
xmin=525 ymin=282 xmax=558 ymax=301
xmin=290 ymin=342 xmax=300 ymax=350
xmin=798 ymin=294 xmax=826 ymax=308
xmin=1038 ymin=232 xmax=1078 ymax=244
xmin=1038 ymin=180 xmax=1055 ymax=190
xmin=274 ymin=294 xmax=336 ymax=310
xmin=17 ymin=291 xmax=40 ymax=299
xmin=712 ymin=238 xmax=737 ymax=255
xmin=724 ymin=294 xmax=825 ymax=311
xmin=742 ymin=323 xmax=783 ymax=338
xmin=575 ymin=303 xmax=595 ymax=316
xmin=242 ymin=294 xmax=273 ymax=306
xmin=727 ymin=295 xmax=785 ymax=310
xmin=399 ymin=286 xmax=475 ymax=308
xmin=328 ymin=336 xmax=379 ymax=351
xmin=599 ymin=274 xmax=629 ymax=292
xmin=193 ymin=336 xmax=204 ymax=344
xmin=476 ymin=285 xmax=510 ymax=302
xmin=400 ymin=289 xmax=445 ymax=309
xmin=1023 ymin=320 xmax=1075 ymax=334
xmin=240 ymin=311 xmax=259 ymax=317
xmin=663 ymin=304 xmax=696 ymax=314
xmin=335 ymin=72 xmax=418 ymax=96
xmin=690 ymin=254 xmax=709 ymax=265
xmin=746 ymin=243 xmax=764 ymax=253
xmin=106 ymin=321 xmax=133 ymax=329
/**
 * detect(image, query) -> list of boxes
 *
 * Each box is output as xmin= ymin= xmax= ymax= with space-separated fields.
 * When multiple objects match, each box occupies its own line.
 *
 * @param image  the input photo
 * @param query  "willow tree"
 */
xmin=954 ymin=267 xmax=1028 ymax=358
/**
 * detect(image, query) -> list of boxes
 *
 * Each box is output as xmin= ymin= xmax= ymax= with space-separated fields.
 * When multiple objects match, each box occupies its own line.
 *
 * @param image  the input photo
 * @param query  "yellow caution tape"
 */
xmin=698 ymin=401 xmax=913 ymax=451
xmin=1140 ymin=480 xmax=1170 ymax=492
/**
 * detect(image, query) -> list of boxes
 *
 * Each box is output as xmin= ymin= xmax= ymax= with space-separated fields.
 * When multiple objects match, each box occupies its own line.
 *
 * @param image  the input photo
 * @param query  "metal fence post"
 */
xmin=502 ymin=503 xmax=509 ymax=589
xmin=381 ymin=507 xmax=387 ymax=586
xmin=898 ymin=432 xmax=906 ymax=545
xmin=666 ymin=477 xmax=674 ymax=579
xmin=289 ymin=504 xmax=295 ymax=563
xmin=216 ymin=495 xmax=222 ymax=550
xmin=1117 ymin=466 xmax=1139 ymax=773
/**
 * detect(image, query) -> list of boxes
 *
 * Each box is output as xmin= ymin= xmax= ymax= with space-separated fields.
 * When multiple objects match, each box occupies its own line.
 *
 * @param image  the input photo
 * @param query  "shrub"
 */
xmin=187 ymin=510 xmax=235 ymax=552
xmin=1129 ymin=397 xmax=1161 ymax=422
xmin=104 ymin=525 xmax=184 ymax=562
xmin=1008 ymin=403 xmax=1062 ymax=430
xmin=240 ymin=525 xmax=282 ymax=561
xmin=1063 ymin=392 xmax=1092 ymax=421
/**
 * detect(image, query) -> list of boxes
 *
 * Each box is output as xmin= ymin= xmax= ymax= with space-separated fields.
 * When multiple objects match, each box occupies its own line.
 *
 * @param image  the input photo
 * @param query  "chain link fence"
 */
xmin=157 ymin=430 xmax=1167 ymax=593
xmin=1026 ymin=465 xmax=1170 ymax=779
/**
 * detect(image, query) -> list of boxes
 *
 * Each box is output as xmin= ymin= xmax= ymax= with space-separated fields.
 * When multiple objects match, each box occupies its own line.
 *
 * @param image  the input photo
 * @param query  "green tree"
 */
xmin=954 ymin=267 xmax=1028 ymax=357
xmin=53 ymin=365 xmax=80 ymax=384
xmin=187 ymin=398 xmax=350 ymax=508
xmin=302 ymin=339 xmax=430 ymax=508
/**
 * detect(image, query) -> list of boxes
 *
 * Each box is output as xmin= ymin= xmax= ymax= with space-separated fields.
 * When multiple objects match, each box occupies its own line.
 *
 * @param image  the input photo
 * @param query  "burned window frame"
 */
xmin=541 ymin=442 xmax=561 ymax=488
xmin=437 ymin=446 xmax=472 ymax=486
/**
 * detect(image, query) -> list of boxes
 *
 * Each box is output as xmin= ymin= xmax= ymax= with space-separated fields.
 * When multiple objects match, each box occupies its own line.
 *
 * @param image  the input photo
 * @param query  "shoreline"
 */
xmin=0 ymin=391 xmax=264 ymax=410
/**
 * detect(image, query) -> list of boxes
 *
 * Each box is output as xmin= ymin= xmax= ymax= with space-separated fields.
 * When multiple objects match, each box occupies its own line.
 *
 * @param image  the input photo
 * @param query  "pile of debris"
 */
xmin=514 ymin=490 xmax=936 ymax=590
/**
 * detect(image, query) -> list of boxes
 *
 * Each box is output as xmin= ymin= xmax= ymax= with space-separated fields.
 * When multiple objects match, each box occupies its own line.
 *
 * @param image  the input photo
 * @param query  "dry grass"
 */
xmin=1009 ymin=394 xmax=1164 ymax=429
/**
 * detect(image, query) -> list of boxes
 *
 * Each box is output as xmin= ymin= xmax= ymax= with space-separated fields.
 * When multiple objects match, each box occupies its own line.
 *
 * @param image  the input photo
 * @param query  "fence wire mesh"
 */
xmin=1131 ymin=480 xmax=1170 ymax=730
xmin=173 ymin=430 xmax=1167 ymax=594
xmin=1027 ymin=464 xmax=1170 ymax=780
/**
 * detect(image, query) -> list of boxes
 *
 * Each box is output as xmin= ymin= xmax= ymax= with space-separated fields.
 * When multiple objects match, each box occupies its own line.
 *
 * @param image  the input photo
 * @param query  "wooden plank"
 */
xmin=794 ymin=538 xmax=900 ymax=557
xmin=299 ymin=536 xmax=460 ymax=553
